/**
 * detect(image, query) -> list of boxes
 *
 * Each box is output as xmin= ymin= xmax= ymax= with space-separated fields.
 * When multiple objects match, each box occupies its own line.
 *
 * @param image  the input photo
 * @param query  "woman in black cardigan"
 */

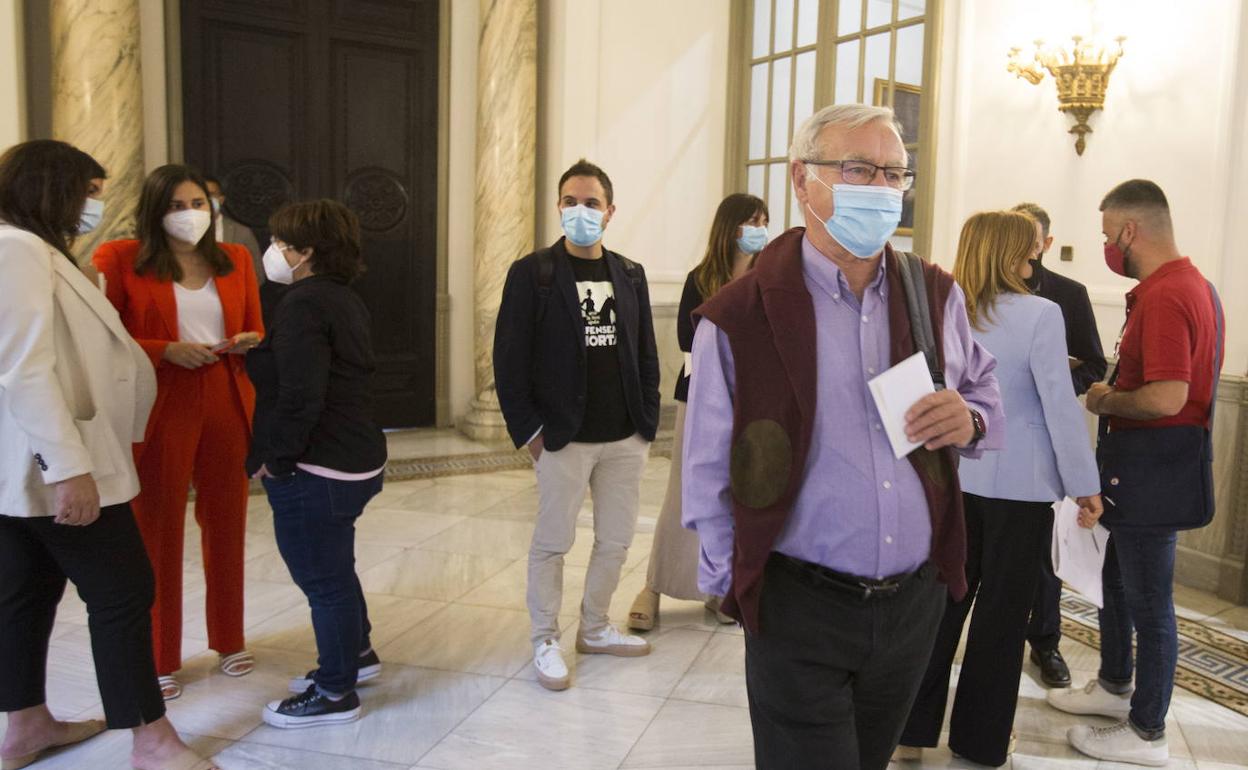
xmin=628 ymin=193 xmax=768 ymax=630
xmin=246 ymin=200 xmax=387 ymax=729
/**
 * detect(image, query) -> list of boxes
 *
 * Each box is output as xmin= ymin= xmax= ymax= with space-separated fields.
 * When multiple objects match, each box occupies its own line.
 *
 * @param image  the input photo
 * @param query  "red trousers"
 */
xmin=132 ymin=361 xmax=250 ymax=675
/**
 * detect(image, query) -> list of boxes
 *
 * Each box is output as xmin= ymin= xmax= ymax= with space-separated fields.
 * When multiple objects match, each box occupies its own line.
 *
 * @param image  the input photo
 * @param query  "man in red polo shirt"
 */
xmin=1048 ymin=179 xmax=1224 ymax=766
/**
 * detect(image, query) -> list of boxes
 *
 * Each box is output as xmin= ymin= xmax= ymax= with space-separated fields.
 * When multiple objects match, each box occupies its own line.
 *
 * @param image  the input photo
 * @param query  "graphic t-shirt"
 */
xmin=569 ymin=255 xmax=634 ymax=443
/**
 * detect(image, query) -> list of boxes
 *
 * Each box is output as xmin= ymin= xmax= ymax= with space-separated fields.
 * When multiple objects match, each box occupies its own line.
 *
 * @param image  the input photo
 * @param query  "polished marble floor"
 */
xmin=7 ymin=455 xmax=1248 ymax=769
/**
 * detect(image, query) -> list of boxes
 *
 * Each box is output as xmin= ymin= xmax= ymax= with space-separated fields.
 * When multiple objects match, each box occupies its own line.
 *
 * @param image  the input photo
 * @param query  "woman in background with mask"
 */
xmin=246 ymin=200 xmax=386 ymax=728
xmin=628 ymin=193 xmax=768 ymax=631
xmin=93 ymin=164 xmax=263 ymax=701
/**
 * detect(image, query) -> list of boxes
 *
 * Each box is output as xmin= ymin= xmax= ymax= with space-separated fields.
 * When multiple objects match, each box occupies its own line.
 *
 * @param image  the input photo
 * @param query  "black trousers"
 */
xmin=744 ymin=554 xmax=945 ymax=770
xmin=0 ymin=504 xmax=166 ymax=729
xmin=1026 ymin=513 xmax=1063 ymax=652
xmin=900 ymin=494 xmax=1051 ymax=767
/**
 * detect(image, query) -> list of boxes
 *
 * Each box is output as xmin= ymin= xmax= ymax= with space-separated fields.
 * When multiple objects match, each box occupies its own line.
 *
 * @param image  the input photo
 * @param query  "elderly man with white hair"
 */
xmin=681 ymin=104 xmax=1003 ymax=769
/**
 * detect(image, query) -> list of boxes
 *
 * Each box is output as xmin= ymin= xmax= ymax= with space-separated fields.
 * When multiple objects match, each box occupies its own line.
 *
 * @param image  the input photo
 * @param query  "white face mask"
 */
xmin=162 ymin=209 xmax=213 ymax=245
xmin=263 ymin=242 xmax=307 ymax=285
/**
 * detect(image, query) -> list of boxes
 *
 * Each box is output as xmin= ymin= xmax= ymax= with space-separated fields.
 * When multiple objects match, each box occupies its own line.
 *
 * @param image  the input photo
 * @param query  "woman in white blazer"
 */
xmin=0 ymin=141 xmax=216 ymax=770
xmin=898 ymin=211 xmax=1104 ymax=767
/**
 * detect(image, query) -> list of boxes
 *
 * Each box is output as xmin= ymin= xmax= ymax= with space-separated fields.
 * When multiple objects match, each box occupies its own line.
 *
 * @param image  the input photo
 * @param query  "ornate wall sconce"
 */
xmin=1007 ymin=35 xmax=1126 ymax=155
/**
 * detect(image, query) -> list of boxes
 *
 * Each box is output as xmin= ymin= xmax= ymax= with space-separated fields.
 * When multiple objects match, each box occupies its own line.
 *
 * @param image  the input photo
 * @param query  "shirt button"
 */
xmin=883 ymin=480 xmax=892 ymax=489
xmin=861 ymin=315 xmax=869 ymax=323
xmin=885 ymin=535 xmax=894 ymax=544
xmin=874 ymin=423 xmax=882 ymax=431
xmin=833 ymin=293 xmax=841 ymax=300
xmin=867 ymin=366 xmax=877 ymax=375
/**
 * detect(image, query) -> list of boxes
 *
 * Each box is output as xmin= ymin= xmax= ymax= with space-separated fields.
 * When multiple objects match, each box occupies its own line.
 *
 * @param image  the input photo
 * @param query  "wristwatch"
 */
xmin=968 ymin=409 xmax=986 ymax=445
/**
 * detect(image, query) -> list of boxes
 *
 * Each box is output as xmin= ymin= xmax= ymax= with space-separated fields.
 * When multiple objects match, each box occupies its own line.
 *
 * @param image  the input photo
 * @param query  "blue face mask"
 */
xmin=736 ymin=224 xmax=768 ymax=255
xmin=805 ymin=167 xmax=903 ymax=259
xmin=561 ymin=204 xmax=605 ymax=247
xmin=78 ymin=197 xmax=105 ymax=235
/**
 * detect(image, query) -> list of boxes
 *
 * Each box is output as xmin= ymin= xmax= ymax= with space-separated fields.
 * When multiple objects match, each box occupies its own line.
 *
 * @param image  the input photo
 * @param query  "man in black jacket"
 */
xmin=494 ymin=160 xmax=660 ymax=692
xmin=1012 ymin=202 xmax=1108 ymax=689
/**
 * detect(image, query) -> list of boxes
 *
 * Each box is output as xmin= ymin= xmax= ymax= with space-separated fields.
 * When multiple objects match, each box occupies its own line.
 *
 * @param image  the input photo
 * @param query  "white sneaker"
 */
xmin=534 ymin=640 xmax=570 ymax=691
xmin=1047 ymin=679 xmax=1132 ymax=719
xmin=1068 ymin=720 xmax=1168 ymax=766
xmin=576 ymin=624 xmax=651 ymax=657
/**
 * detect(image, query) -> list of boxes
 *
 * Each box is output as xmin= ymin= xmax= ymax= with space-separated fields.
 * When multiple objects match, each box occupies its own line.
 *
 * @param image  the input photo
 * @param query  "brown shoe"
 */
xmin=628 ymin=589 xmax=659 ymax=631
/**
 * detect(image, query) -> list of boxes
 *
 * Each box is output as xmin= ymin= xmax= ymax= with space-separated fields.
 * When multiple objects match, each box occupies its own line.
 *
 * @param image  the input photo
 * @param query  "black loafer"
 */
xmin=1030 ymin=647 xmax=1071 ymax=688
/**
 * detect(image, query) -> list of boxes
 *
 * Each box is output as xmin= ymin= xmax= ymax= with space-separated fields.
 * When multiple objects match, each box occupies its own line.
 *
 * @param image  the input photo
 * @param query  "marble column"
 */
xmin=461 ymin=0 xmax=538 ymax=442
xmin=50 ymin=0 xmax=145 ymax=263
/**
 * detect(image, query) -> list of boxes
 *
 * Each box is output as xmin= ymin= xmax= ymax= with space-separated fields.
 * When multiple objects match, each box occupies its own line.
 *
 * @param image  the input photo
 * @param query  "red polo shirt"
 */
xmin=1112 ymin=258 xmax=1223 ymax=430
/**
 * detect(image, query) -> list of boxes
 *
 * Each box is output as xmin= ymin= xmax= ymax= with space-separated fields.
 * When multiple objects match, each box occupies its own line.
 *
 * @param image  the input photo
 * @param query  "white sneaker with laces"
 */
xmin=1047 ymin=679 xmax=1132 ymax=719
xmin=534 ymin=640 xmax=570 ymax=691
xmin=1068 ymin=720 xmax=1168 ymax=766
xmin=576 ymin=624 xmax=651 ymax=657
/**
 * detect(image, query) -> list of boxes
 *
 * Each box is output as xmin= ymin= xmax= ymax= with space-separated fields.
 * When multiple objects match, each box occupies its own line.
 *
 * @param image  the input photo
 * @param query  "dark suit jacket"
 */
xmin=493 ymin=237 xmax=660 ymax=451
xmin=1027 ymin=257 xmax=1107 ymax=395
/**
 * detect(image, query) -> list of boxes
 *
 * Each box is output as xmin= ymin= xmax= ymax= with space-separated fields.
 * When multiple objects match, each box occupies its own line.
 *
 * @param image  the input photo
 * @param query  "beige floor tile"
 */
xmin=357 ymin=549 xmax=513 ymax=601
xmin=1203 ymin=605 xmax=1248 ymax=642
xmin=472 ymin=488 xmax=540 ymax=521
xmin=212 ymin=740 xmax=409 ymax=769
xmin=383 ymin=480 xmax=523 ymax=517
xmin=1173 ymin=584 xmax=1236 ymax=621
xmin=621 ymin=699 xmax=754 ymax=768
xmin=355 ymin=508 xmax=467 ymax=547
xmin=241 ymin=664 xmax=504 ymax=766
xmin=418 ymin=678 xmax=665 ymax=770
xmin=0 ymin=730 xmax=231 ymax=770
xmin=458 ymin=558 xmax=589 ymax=616
xmin=378 ymin=603 xmax=545 ymax=677
xmin=669 ymin=631 xmax=748 ymax=708
xmin=417 ymin=517 xmax=537 ymax=559
xmin=1171 ymin=688 xmax=1248 ymax=765
xmin=178 ymin=579 xmax=307 ymax=639
xmin=246 ymin=593 xmax=445 ymax=656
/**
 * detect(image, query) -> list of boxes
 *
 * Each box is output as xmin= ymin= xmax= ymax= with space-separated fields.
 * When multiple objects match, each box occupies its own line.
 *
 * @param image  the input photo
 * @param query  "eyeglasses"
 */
xmin=803 ymin=159 xmax=916 ymax=191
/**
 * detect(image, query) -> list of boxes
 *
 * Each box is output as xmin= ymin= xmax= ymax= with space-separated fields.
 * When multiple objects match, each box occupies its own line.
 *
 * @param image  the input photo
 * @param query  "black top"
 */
xmin=673 ymin=269 xmax=706 ymax=402
xmin=245 ymin=274 xmax=387 ymax=477
xmin=1026 ymin=256 xmax=1108 ymax=396
xmin=569 ymin=255 xmax=634 ymax=442
xmin=493 ymin=237 xmax=661 ymax=452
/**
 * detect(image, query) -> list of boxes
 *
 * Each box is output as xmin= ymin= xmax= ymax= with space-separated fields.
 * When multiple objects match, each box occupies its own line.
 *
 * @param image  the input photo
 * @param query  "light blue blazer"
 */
xmin=959 ymin=293 xmax=1100 ymax=502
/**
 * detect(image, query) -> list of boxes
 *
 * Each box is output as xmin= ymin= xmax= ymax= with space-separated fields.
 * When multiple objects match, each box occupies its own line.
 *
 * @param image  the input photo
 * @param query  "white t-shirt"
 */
xmin=173 ymin=280 xmax=225 ymax=345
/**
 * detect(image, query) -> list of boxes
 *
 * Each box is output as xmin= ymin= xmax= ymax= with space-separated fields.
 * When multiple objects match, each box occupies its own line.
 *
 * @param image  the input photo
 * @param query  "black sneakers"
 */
xmin=263 ymin=684 xmax=361 ymax=729
xmin=288 ymin=648 xmax=382 ymax=693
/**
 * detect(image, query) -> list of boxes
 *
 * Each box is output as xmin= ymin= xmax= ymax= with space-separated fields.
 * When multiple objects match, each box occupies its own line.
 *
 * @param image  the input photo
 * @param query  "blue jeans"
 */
xmin=263 ymin=470 xmax=383 ymax=696
xmin=1097 ymin=528 xmax=1179 ymax=737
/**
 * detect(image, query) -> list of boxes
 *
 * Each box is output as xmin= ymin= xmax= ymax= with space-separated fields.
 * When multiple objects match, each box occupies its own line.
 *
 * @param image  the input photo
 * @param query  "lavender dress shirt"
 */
xmin=682 ymin=237 xmax=1004 ymax=596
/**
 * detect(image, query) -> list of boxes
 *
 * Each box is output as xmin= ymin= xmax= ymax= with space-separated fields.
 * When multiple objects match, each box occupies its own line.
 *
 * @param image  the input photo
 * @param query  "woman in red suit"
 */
xmin=93 ymin=165 xmax=263 ymax=700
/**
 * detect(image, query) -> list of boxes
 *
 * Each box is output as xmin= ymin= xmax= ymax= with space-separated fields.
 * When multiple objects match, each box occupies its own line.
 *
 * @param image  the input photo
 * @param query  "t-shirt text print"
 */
xmin=578 ymin=280 xmax=618 ymax=349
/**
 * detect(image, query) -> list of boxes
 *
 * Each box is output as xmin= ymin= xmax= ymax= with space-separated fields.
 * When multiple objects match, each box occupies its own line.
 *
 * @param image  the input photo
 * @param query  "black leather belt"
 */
xmin=777 ymin=554 xmax=931 ymax=601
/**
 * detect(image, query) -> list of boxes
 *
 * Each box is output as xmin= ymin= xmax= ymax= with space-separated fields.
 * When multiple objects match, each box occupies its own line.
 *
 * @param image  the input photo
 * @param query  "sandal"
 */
xmin=705 ymin=595 xmax=736 ymax=625
xmin=1 ymin=719 xmax=105 ymax=769
xmin=627 ymin=588 xmax=659 ymax=631
xmin=158 ymin=675 xmax=182 ymax=701
xmin=219 ymin=650 xmax=255 ymax=677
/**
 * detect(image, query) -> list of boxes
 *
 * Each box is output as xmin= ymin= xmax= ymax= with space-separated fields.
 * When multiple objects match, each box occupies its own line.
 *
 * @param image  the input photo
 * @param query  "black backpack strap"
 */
xmin=896 ymin=250 xmax=945 ymax=389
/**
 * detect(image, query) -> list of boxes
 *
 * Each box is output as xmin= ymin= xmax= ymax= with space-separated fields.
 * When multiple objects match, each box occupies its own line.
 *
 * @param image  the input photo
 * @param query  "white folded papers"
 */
xmin=1051 ymin=497 xmax=1111 ymax=608
xmin=867 ymin=351 xmax=936 ymax=459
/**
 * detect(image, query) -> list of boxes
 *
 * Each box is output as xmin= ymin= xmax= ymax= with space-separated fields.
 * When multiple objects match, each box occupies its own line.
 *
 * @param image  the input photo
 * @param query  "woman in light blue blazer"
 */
xmin=898 ymin=210 xmax=1104 ymax=767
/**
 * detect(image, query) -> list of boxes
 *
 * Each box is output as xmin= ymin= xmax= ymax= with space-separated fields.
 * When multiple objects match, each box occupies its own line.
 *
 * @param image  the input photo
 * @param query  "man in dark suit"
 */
xmin=494 ymin=159 xmax=660 ymax=692
xmin=1012 ymin=202 xmax=1108 ymax=688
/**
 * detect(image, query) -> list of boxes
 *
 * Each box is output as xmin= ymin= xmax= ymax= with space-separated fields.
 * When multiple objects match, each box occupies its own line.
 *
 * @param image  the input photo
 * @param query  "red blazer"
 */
xmin=92 ymin=240 xmax=264 ymax=436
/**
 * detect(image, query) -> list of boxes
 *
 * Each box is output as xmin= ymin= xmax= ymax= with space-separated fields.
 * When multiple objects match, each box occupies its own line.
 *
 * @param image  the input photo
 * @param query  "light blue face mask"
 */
xmin=736 ymin=224 xmax=768 ymax=255
xmin=805 ymin=167 xmax=903 ymax=259
xmin=78 ymin=197 xmax=105 ymax=235
xmin=561 ymin=204 xmax=605 ymax=247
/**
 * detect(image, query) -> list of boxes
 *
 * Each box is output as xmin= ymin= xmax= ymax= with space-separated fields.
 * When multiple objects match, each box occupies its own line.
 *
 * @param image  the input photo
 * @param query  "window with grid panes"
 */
xmin=735 ymin=0 xmax=933 ymax=251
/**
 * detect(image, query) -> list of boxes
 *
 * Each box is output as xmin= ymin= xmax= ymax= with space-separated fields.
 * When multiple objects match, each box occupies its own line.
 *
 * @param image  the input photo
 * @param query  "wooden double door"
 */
xmin=181 ymin=0 xmax=440 ymax=427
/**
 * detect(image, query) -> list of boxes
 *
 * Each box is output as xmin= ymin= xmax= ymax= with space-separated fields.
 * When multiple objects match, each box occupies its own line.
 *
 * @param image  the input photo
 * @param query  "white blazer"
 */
xmin=0 ymin=224 xmax=156 ymax=517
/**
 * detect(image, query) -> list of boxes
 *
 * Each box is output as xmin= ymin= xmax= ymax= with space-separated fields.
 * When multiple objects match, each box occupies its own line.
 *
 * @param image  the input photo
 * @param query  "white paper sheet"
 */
xmin=867 ymin=351 xmax=936 ymax=459
xmin=1051 ymin=497 xmax=1111 ymax=608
